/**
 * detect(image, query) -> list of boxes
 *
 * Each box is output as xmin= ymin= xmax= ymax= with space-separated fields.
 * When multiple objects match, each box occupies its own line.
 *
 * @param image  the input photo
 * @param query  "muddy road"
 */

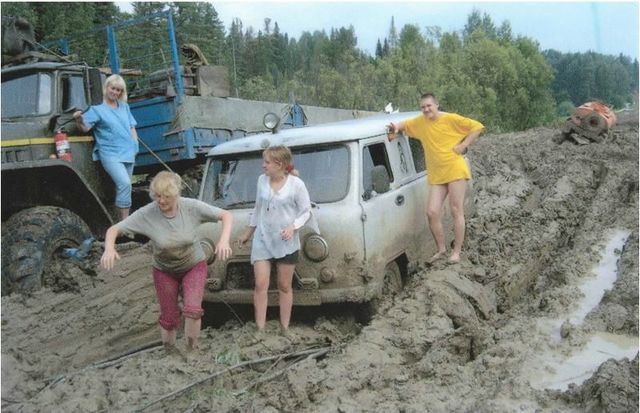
xmin=2 ymin=115 xmax=638 ymax=412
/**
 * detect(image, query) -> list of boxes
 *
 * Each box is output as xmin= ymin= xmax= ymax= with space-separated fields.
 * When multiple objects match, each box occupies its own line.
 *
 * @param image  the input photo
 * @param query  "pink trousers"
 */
xmin=152 ymin=260 xmax=207 ymax=331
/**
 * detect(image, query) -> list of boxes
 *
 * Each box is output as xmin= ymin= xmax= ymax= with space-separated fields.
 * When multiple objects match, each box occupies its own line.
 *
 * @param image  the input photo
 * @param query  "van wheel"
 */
xmin=381 ymin=261 xmax=403 ymax=296
xmin=357 ymin=261 xmax=403 ymax=324
xmin=1 ymin=207 xmax=92 ymax=295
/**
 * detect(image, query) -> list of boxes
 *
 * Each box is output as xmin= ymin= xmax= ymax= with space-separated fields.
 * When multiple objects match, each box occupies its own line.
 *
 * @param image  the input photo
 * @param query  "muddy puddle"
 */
xmin=525 ymin=230 xmax=638 ymax=391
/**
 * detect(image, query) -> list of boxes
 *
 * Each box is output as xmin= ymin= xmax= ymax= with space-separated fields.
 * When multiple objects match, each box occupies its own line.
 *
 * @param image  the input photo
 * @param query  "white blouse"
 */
xmin=249 ymin=174 xmax=316 ymax=263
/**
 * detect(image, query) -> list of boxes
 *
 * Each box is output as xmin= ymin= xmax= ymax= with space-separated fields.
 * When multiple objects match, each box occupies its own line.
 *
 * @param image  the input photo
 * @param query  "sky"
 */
xmin=116 ymin=1 xmax=639 ymax=60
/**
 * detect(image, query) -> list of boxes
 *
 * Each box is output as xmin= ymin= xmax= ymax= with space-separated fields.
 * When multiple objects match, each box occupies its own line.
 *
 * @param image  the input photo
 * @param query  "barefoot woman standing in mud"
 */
xmin=388 ymin=93 xmax=484 ymax=263
xmin=236 ymin=145 xmax=315 ymax=335
xmin=100 ymin=171 xmax=233 ymax=351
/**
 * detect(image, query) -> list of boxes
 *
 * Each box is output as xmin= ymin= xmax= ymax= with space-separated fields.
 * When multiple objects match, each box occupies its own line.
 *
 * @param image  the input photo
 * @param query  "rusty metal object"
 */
xmin=1 ymin=16 xmax=35 ymax=56
xmin=559 ymin=101 xmax=617 ymax=144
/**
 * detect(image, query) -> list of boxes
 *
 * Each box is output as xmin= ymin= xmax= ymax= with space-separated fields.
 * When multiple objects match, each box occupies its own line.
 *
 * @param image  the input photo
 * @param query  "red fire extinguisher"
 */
xmin=54 ymin=130 xmax=72 ymax=161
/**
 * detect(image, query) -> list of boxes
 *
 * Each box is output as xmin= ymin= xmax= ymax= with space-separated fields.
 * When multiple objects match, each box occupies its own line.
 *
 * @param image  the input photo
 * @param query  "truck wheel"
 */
xmin=357 ymin=261 xmax=404 ymax=324
xmin=1 ymin=207 xmax=91 ymax=295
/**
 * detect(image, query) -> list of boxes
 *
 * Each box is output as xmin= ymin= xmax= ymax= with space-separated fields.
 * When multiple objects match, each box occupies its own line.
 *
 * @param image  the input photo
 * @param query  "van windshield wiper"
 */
xmin=224 ymin=200 xmax=254 ymax=208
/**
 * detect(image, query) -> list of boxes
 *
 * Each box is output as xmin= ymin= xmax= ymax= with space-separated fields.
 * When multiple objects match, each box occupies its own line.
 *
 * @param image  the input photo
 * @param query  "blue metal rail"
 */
xmin=41 ymin=12 xmax=305 ymax=173
xmin=42 ymin=12 xmax=212 ymax=171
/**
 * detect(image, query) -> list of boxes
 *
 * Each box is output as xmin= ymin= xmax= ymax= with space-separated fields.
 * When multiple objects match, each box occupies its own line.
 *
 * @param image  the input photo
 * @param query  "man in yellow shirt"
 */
xmin=387 ymin=93 xmax=484 ymax=264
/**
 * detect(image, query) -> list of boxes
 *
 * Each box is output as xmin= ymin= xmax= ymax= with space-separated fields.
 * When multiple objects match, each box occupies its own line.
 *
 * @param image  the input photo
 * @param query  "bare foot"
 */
xmin=448 ymin=254 xmax=461 ymax=264
xmin=186 ymin=337 xmax=198 ymax=352
xmin=252 ymin=328 xmax=267 ymax=343
xmin=164 ymin=343 xmax=187 ymax=361
xmin=427 ymin=250 xmax=447 ymax=264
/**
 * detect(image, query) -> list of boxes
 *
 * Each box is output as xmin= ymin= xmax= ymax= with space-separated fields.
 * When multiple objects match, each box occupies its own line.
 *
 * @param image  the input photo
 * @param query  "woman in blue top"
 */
xmin=74 ymin=74 xmax=139 ymax=220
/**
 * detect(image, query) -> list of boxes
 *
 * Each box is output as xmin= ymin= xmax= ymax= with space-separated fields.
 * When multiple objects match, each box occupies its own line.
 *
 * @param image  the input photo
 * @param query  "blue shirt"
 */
xmin=83 ymin=101 xmax=138 ymax=162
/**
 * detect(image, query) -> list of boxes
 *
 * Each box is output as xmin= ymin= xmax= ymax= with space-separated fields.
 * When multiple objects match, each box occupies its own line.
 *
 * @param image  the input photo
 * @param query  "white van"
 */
xmin=197 ymin=112 xmax=472 ymax=309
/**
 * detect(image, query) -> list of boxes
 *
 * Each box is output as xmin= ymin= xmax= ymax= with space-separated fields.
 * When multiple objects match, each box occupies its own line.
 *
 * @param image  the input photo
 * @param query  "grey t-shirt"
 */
xmin=117 ymin=197 xmax=224 ymax=273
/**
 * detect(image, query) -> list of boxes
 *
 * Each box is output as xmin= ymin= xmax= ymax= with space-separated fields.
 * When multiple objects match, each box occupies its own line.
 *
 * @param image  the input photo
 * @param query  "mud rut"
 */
xmin=2 ymin=119 xmax=638 ymax=413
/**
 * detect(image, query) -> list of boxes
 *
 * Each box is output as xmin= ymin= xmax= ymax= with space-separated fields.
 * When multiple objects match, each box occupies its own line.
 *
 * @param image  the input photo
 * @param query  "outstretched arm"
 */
xmin=100 ymin=225 xmax=121 ymax=270
xmin=215 ymin=210 xmax=233 ymax=260
xmin=386 ymin=121 xmax=406 ymax=141
xmin=73 ymin=111 xmax=90 ymax=132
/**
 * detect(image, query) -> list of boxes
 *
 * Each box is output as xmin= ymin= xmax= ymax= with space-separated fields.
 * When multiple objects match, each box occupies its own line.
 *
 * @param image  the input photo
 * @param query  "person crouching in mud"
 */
xmin=387 ymin=93 xmax=484 ymax=264
xmin=100 ymin=171 xmax=233 ymax=352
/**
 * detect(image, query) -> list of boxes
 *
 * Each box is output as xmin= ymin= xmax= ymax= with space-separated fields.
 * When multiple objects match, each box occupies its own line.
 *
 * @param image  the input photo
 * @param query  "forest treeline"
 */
xmin=3 ymin=2 xmax=638 ymax=132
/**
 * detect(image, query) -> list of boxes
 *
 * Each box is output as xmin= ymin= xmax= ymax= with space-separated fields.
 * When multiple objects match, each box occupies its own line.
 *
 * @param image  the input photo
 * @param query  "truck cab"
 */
xmin=1 ymin=62 xmax=113 ymax=226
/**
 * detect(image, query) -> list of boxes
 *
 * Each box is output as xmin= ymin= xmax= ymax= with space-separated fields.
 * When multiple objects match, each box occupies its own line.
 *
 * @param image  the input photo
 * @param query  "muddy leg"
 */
xmin=448 ymin=180 xmax=467 ymax=262
xmin=181 ymin=261 xmax=207 ymax=351
xmin=449 ymin=180 xmax=467 ymax=262
xmin=152 ymin=268 xmax=181 ymax=346
xmin=117 ymin=207 xmax=130 ymax=221
xmin=276 ymin=263 xmax=295 ymax=332
xmin=253 ymin=260 xmax=271 ymax=330
xmin=426 ymin=184 xmax=449 ymax=256
xmin=161 ymin=327 xmax=177 ymax=347
xmin=185 ymin=318 xmax=201 ymax=351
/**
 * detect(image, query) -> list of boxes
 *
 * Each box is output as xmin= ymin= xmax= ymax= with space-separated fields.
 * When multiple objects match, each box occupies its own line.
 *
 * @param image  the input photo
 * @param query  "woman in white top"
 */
xmin=237 ymin=145 xmax=313 ymax=334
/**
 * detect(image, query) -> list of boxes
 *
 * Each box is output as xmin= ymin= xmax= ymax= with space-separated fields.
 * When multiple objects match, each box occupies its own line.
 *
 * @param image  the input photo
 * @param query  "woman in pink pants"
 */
xmin=101 ymin=171 xmax=233 ymax=351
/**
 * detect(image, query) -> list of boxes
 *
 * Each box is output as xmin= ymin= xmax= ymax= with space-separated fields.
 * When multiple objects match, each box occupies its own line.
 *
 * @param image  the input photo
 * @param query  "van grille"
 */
xmin=225 ymin=262 xmax=302 ymax=290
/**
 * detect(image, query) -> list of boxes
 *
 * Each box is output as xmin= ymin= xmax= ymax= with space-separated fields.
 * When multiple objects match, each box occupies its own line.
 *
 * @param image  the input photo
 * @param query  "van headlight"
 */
xmin=303 ymin=234 xmax=329 ymax=262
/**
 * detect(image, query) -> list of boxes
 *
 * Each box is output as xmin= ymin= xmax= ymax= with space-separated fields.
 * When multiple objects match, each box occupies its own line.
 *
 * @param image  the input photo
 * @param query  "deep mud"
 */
xmin=2 ymin=117 xmax=638 ymax=412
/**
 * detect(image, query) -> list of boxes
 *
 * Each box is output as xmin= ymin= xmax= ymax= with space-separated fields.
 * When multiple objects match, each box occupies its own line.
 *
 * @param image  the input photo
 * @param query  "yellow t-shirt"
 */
xmin=403 ymin=112 xmax=484 ymax=185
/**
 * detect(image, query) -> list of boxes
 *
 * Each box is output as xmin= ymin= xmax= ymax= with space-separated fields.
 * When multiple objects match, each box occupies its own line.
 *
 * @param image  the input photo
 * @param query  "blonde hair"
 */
xmin=263 ymin=145 xmax=298 ymax=176
xmin=104 ymin=74 xmax=128 ymax=102
xmin=149 ymin=171 xmax=182 ymax=200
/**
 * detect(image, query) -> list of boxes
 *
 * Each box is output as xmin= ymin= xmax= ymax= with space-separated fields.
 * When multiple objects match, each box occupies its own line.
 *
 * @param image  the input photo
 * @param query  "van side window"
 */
xmin=363 ymin=143 xmax=393 ymax=199
xmin=395 ymin=140 xmax=409 ymax=174
xmin=408 ymin=136 xmax=426 ymax=172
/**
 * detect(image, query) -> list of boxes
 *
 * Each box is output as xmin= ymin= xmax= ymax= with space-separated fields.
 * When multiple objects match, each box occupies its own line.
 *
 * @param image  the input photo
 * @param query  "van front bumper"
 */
xmin=202 ymin=283 xmax=379 ymax=306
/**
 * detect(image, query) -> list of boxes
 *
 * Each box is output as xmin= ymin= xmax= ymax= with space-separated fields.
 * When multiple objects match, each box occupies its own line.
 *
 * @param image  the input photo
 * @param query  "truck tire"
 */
xmin=1 ymin=207 xmax=91 ymax=295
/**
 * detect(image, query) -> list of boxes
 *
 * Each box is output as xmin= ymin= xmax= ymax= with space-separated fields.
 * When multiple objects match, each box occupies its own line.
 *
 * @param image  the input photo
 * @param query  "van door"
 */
xmin=389 ymin=134 xmax=430 ymax=262
xmin=359 ymin=136 xmax=419 ymax=274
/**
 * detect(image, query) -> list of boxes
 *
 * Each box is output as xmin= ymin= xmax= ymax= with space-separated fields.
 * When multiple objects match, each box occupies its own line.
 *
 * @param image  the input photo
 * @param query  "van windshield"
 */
xmin=201 ymin=145 xmax=349 ymax=208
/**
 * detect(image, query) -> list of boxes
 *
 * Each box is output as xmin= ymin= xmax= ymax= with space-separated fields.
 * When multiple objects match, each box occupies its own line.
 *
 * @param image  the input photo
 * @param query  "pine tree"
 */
xmin=388 ymin=16 xmax=398 ymax=49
